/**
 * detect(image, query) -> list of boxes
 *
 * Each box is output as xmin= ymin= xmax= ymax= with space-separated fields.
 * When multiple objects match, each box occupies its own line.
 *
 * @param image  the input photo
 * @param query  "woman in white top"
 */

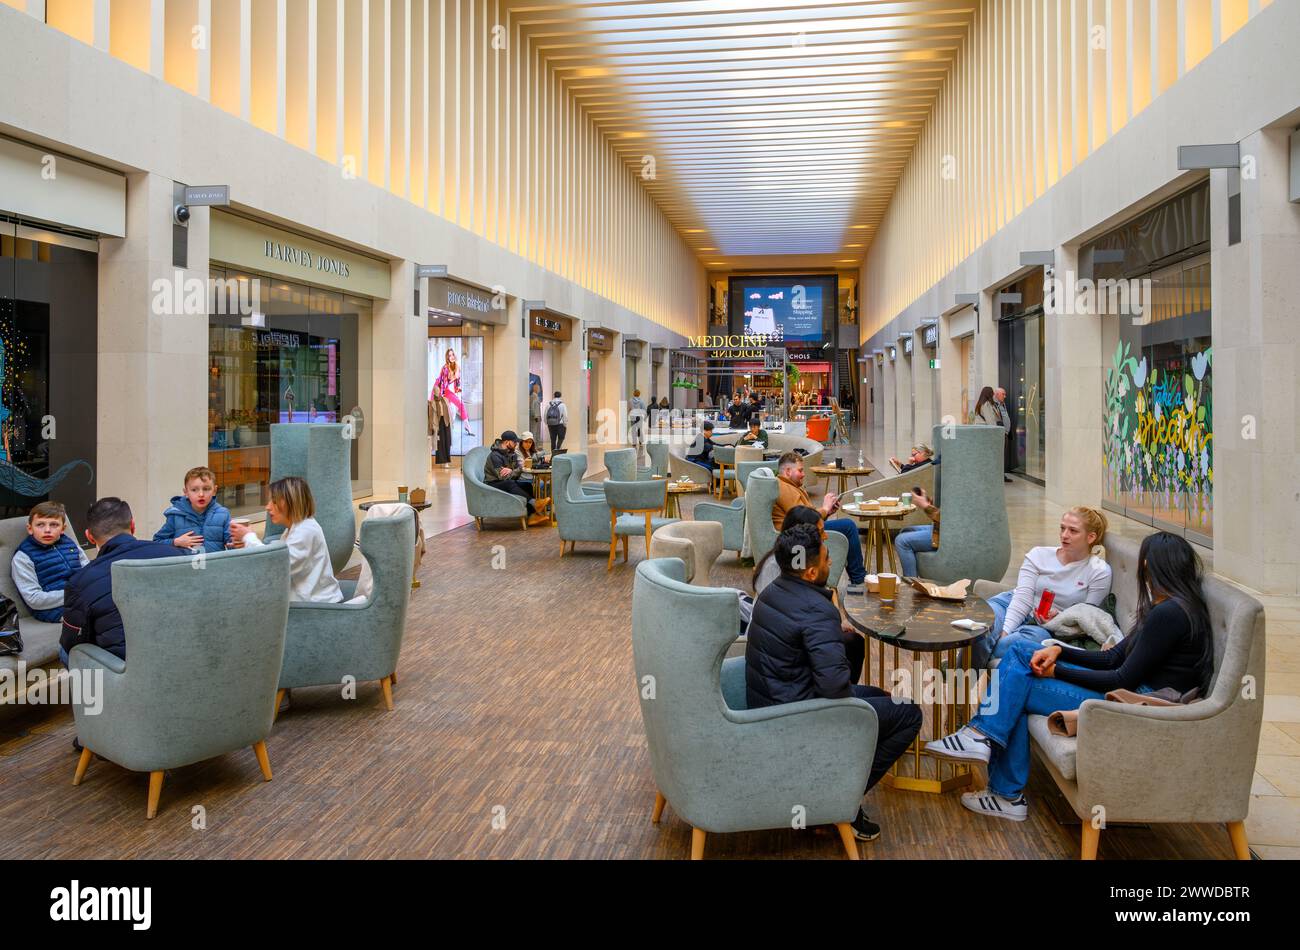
xmin=976 ymin=506 xmax=1112 ymax=667
xmin=229 ymin=476 xmax=344 ymax=604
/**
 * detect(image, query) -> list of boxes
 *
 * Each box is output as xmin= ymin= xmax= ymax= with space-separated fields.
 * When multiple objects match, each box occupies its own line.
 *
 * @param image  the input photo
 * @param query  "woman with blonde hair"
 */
xmin=974 ymin=506 xmax=1112 ymax=667
xmin=229 ymin=476 xmax=344 ymax=604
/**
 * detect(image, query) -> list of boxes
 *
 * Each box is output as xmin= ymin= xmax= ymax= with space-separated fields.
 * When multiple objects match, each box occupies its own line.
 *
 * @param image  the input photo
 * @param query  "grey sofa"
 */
xmin=914 ymin=425 xmax=1010 ymax=584
xmin=973 ymin=532 xmax=1266 ymax=860
xmin=0 ymin=515 xmax=79 ymax=714
xmin=266 ymin=423 xmax=356 ymax=573
xmin=277 ymin=510 xmax=415 ymax=712
xmin=632 ymin=557 xmax=877 ymax=859
xmin=69 ymin=543 xmax=291 ymax=818
xmin=464 ymin=445 xmax=529 ymax=530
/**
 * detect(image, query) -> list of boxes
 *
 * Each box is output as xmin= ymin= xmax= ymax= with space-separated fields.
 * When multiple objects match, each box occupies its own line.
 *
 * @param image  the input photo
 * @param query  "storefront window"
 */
xmin=0 ymin=224 xmax=98 ymax=520
xmin=208 ymin=267 xmax=372 ymax=515
xmin=427 ymin=335 xmax=484 ymax=456
xmin=997 ymin=270 xmax=1047 ymax=484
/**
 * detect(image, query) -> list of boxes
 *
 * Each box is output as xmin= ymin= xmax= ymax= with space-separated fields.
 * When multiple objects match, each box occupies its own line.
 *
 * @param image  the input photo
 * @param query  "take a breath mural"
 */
xmin=1104 ymin=340 xmax=1213 ymax=537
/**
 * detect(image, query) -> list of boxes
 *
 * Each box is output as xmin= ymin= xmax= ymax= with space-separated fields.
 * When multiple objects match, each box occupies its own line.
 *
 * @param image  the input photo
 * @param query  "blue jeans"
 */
xmin=893 ymin=525 xmax=934 ymax=577
xmin=969 ymin=638 xmax=1105 ymax=798
xmin=825 ymin=518 xmax=866 ymax=584
xmin=972 ymin=590 xmax=1053 ymax=668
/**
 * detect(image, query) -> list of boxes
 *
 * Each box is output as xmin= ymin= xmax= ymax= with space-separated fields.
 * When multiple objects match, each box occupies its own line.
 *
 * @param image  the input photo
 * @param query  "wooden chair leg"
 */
xmin=273 ymin=688 xmax=287 ymax=722
xmin=690 ymin=827 xmax=707 ymax=860
xmin=652 ymin=790 xmax=666 ymax=823
xmin=1080 ymin=822 xmax=1100 ymax=860
xmin=520 ymin=516 xmax=528 ymax=530
xmin=608 ymin=512 xmax=618 ymax=570
xmin=622 ymin=535 xmax=629 ymax=563
xmin=644 ymin=512 xmax=653 ymax=555
xmin=146 ymin=771 xmax=164 ymax=820
xmin=72 ymin=747 xmax=93 ymax=786
xmin=252 ymin=740 xmax=273 ymax=781
xmin=475 ymin=518 xmax=482 ymax=530
xmin=836 ymin=822 xmax=860 ymax=860
xmin=379 ymin=676 xmax=395 ymax=711
xmin=1226 ymin=821 xmax=1250 ymax=860
xmin=560 ymin=537 xmax=566 ymax=557
xmin=389 ymin=671 xmax=397 ymax=687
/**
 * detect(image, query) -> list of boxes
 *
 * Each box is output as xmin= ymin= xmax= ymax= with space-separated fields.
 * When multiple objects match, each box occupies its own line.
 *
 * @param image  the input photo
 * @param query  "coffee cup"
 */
xmin=866 ymin=573 xmax=880 ymax=593
xmin=878 ymin=573 xmax=898 ymax=604
xmin=900 ymin=492 xmax=912 ymax=507
xmin=853 ymin=491 xmax=864 ymax=508
xmin=835 ymin=457 xmax=844 ymax=469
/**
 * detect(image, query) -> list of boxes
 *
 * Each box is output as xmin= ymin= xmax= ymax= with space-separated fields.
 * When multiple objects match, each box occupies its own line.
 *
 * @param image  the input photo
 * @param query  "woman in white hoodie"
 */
xmin=229 ymin=476 xmax=343 ymax=603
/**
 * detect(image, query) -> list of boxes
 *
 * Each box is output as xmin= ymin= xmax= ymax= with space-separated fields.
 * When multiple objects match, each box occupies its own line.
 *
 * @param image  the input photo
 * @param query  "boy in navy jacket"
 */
xmin=153 ymin=466 xmax=232 ymax=554
xmin=11 ymin=501 xmax=90 ymax=622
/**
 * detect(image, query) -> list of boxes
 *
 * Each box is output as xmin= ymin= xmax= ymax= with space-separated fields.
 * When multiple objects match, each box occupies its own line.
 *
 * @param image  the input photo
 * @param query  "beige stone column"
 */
xmin=894 ymin=342 xmax=914 ymax=454
xmin=977 ymin=289 xmax=1000 ymax=393
xmin=371 ymin=260 xmax=427 ymax=497
xmin=1044 ymin=248 xmax=1106 ymax=508
xmin=880 ymin=354 xmax=897 ymax=455
xmin=937 ymin=312 xmax=965 ymax=426
xmin=96 ymin=171 xmax=208 ymax=528
xmin=554 ymin=319 xmax=587 ymax=458
xmin=484 ymin=297 xmax=528 ymax=443
xmin=913 ymin=341 xmax=935 ymax=446
xmin=1212 ymin=128 xmax=1300 ymax=595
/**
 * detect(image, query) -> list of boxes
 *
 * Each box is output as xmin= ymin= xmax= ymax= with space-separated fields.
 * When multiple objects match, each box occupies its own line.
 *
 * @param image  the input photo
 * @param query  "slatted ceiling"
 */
xmin=502 ymin=0 xmax=976 ymax=269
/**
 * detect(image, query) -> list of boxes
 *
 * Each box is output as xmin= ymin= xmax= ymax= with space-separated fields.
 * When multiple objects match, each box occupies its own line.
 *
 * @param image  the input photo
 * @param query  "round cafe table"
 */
xmin=810 ymin=463 xmax=874 ymax=497
xmin=526 ymin=467 xmax=555 ymax=525
xmin=844 ymin=585 xmax=993 ymax=794
xmin=663 ymin=478 xmax=706 ymax=518
xmin=841 ymin=502 xmax=914 ymax=574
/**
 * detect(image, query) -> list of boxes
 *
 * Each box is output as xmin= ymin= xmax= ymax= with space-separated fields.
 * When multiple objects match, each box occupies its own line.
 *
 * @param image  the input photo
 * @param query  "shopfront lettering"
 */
xmin=257 ymin=330 xmax=301 ymax=347
xmin=263 ymin=240 xmax=351 ymax=279
xmin=448 ymin=289 xmax=491 ymax=313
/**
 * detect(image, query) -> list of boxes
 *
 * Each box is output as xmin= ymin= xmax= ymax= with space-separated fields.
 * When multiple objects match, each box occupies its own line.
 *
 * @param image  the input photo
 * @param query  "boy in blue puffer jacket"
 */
xmin=12 ymin=501 xmax=90 ymax=622
xmin=153 ymin=466 xmax=232 ymax=554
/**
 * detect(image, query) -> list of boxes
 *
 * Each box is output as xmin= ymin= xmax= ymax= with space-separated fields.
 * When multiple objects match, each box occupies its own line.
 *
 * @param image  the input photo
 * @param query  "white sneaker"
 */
xmin=925 ymin=726 xmax=992 ymax=764
xmin=961 ymin=790 xmax=1028 ymax=822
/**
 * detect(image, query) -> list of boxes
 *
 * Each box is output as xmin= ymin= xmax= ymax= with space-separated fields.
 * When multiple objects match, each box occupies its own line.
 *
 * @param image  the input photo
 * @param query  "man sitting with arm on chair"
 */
xmin=485 ymin=430 xmax=551 ymax=526
xmin=746 ymin=524 xmax=923 ymax=841
xmin=771 ymin=451 xmax=867 ymax=594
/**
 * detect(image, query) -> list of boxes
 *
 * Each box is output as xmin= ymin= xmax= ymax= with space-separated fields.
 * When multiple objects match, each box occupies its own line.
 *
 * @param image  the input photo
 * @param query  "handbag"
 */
xmin=0 ymin=595 xmax=22 ymax=657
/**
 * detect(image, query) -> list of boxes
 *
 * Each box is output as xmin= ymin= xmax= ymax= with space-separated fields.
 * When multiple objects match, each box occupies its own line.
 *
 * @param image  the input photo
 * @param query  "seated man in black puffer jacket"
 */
xmin=484 ymin=430 xmax=550 ymax=526
xmin=745 ymin=523 xmax=922 ymax=842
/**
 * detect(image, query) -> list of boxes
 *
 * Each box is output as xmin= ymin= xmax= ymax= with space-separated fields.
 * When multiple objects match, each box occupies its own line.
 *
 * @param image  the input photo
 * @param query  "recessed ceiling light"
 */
xmin=845 ymin=243 xmax=863 ymax=248
xmin=850 ymin=225 xmax=869 ymax=230
xmin=698 ymin=247 xmax=717 ymax=252
xmin=683 ymin=228 xmax=706 ymax=234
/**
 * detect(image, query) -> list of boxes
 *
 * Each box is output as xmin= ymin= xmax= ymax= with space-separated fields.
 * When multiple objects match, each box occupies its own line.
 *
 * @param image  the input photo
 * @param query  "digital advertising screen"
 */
xmin=728 ymin=275 xmax=837 ymax=343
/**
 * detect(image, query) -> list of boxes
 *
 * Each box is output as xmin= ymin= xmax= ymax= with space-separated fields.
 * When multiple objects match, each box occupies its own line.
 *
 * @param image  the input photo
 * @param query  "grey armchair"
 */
xmin=649 ymin=521 xmax=724 ymax=585
xmin=694 ymin=497 xmax=746 ymax=555
xmin=554 ymin=453 xmax=617 ymax=556
xmin=711 ymin=445 xmax=737 ymax=498
xmin=464 ymin=445 xmax=529 ymax=530
xmin=266 ymin=423 xmax=356 ymax=573
xmin=745 ymin=471 xmax=782 ymax=563
xmin=640 ymin=441 xmax=670 ymax=478
xmin=632 ymin=558 xmax=877 ymax=859
xmin=0 ymin=515 xmax=78 ymax=714
xmin=913 ymin=425 xmax=1010 ymax=584
xmin=70 ymin=544 xmax=291 ymax=818
xmin=734 ymin=460 xmax=770 ymax=495
xmin=862 ymin=460 xmax=937 ymax=531
xmin=604 ymin=447 xmax=638 ymax=481
xmin=604 ymin=479 xmax=679 ymax=570
xmin=276 ymin=510 xmax=415 ymax=713
xmin=973 ymin=533 xmax=1266 ymax=860
xmin=668 ymin=444 xmax=713 ymax=482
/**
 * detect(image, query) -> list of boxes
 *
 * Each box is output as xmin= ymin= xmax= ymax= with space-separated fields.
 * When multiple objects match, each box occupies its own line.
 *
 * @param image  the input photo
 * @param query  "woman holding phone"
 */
xmin=927 ymin=532 xmax=1212 ymax=822
xmin=974 ymin=506 xmax=1112 ymax=668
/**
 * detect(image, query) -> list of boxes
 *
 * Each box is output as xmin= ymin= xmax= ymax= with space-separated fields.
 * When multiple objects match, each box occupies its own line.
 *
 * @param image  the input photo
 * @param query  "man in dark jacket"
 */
xmin=484 ymin=430 xmax=549 ymax=525
xmin=59 ymin=497 xmax=183 ymax=664
xmin=745 ymin=523 xmax=922 ymax=841
xmin=726 ymin=393 xmax=750 ymax=430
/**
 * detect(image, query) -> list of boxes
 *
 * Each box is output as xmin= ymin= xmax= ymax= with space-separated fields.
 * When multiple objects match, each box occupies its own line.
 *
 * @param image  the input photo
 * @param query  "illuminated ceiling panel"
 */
xmin=504 ymin=0 xmax=975 ymax=268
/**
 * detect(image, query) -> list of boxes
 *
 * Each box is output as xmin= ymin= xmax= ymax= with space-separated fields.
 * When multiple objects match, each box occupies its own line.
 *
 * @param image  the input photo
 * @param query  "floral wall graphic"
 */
xmin=1104 ymin=340 xmax=1213 ymax=535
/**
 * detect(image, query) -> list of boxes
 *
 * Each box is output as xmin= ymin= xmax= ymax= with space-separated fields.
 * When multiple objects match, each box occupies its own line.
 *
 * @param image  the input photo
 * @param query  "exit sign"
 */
xmin=930 ymin=358 xmax=941 ymax=369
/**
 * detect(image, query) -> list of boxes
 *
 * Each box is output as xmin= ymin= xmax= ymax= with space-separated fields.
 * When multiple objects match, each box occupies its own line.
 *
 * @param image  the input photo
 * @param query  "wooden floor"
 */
xmin=0 ymin=492 xmax=1239 ymax=859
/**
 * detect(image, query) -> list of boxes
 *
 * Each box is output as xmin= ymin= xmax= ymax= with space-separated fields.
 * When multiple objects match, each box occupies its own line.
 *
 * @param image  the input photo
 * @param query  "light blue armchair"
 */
xmin=266 ymin=423 xmax=356 ymax=573
xmin=694 ymin=497 xmax=746 ymax=555
xmin=913 ymin=425 xmax=1011 ymax=584
xmin=711 ymin=444 xmax=737 ymax=498
xmin=640 ymin=441 xmax=670 ymax=478
xmin=276 ymin=510 xmax=415 ymax=713
xmin=604 ymin=479 xmax=678 ymax=569
xmin=734 ymin=460 xmax=770 ymax=495
xmin=554 ymin=453 xmax=616 ymax=556
xmin=745 ymin=471 xmax=782 ymax=563
xmin=632 ymin=558 xmax=877 ymax=859
xmin=464 ymin=445 xmax=529 ymax=530
xmin=70 ymin=544 xmax=291 ymax=818
xmin=604 ymin=447 xmax=638 ymax=481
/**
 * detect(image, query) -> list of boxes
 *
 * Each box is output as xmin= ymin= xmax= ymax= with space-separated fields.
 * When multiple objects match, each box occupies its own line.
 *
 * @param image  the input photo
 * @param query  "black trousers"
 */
xmin=550 ymin=424 xmax=567 ymax=455
xmin=843 ymin=634 xmax=924 ymax=792
xmin=495 ymin=478 xmax=536 ymax=513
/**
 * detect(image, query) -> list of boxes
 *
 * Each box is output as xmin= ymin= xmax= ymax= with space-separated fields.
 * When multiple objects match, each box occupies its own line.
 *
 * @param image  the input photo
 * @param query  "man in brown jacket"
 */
xmin=771 ymin=452 xmax=866 ymax=593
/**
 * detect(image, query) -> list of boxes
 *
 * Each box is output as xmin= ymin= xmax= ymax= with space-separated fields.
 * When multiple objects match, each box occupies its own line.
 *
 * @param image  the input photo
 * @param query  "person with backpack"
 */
xmin=545 ymin=392 xmax=569 ymax=455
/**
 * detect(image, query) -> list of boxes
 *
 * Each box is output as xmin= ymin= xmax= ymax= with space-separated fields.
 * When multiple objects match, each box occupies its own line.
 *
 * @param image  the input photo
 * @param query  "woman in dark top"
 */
xmin=926 ymin=531 xmax=1213 ymax=822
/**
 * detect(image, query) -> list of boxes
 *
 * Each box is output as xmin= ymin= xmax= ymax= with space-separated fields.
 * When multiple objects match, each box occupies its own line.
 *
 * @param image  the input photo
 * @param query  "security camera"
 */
xmin=173 ymin=204 xmax=191 ymax=226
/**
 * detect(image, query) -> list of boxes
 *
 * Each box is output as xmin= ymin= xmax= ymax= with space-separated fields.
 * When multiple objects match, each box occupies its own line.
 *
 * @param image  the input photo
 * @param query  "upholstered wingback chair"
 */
xmin=649 ymin=521 xmax=724 ymax=585
xmin=553 ymin=453 xmax=616 ymax=555
xmin=266 ymin=423 xmax=356 ymax=573
xmin=973 ymin=532 xmax=1266 ymax=860
xmin=863 ymin=461 xmax=937 ymax=531
xmin=632 ymin=558 xmax=877 ymax=859
xmin=277 ymin=511 xmax=415 ymax=713
xmin=604 ymin=479 xmax=678 ymax=569
xmin=0 ymin=515 xmax=79 ymax=707
xmin=913 ymin=425 xmax=1010 ymax=584
xmin=69 ymin=544 xmax=291 ymax=818
xmin=745 ymin=471 xmax=782 ymax=563
xmin=641 ymin=440 xmax=670 ymax=478
xmin=464 ymin=445 xmax=529 ymax=530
